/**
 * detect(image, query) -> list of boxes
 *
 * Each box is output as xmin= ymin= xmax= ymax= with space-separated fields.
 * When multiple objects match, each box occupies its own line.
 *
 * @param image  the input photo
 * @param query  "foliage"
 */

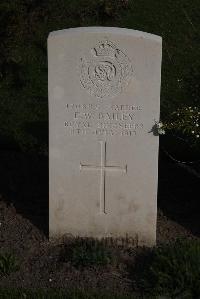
xmin=162 ymin=106 xmax=200 ymax=146
xmin=0 ymin=253 xmax=19 ymax=276
xmin=59 ymin=237 xmax=113 ymax=267
xmin=131 ymin=239 xmax=200 ymax=298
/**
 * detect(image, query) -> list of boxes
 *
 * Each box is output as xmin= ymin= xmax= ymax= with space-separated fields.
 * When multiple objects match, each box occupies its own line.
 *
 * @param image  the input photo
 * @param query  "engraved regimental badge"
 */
xmin=80 ymin=40 xmax=133 ymax=99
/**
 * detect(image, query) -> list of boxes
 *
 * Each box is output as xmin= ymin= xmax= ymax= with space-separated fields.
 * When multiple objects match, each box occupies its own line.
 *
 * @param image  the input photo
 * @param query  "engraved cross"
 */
xmin=80 ymin=141 xmax=127 ymax=214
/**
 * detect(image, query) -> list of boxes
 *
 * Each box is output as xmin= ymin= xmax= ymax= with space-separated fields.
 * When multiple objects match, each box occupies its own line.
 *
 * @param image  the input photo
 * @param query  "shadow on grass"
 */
xmin=0 ymin=143 xmax=48 ymax=236
xmin=158 ymin=137 xmax=200 ymax=237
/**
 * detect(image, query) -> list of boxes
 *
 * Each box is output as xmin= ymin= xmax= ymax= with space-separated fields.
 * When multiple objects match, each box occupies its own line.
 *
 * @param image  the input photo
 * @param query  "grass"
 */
xmin=1 ymin=239 xmax=200 ymax=298
xmin=128 ymin=239 xmax=200 ymax=298
xmin=0 ymin=253 xmax=19 ymax=276
xmin=0 ymin=288 xmax=141 ymax=299
xmin=59 ymin=237 xmax=113 ymax=267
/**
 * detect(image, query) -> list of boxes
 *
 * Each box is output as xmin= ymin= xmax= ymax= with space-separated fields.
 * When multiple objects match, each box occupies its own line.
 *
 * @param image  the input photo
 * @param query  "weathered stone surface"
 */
xmin=48 ymin=27 xmax=162 ymax=246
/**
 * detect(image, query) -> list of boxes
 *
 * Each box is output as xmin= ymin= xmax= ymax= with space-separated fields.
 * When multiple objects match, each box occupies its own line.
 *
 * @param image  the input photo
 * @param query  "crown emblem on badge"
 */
xmin=92 ymin=40 xmax=116 ymax=58
xmin=80 ymin=40 xmax=133 ymax=99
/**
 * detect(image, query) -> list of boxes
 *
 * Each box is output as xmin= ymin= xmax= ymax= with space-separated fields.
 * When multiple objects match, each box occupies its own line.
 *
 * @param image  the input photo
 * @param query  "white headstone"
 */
xmin=48 ymin=27 xmax=162 ymax=246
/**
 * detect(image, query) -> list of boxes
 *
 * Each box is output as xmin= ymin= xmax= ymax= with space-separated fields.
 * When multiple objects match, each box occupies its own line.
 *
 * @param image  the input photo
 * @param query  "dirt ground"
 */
xmin=0 ymin=199 xmax=195 ymax=291
xmin=0 ymin=150 xmax=199 ymax=291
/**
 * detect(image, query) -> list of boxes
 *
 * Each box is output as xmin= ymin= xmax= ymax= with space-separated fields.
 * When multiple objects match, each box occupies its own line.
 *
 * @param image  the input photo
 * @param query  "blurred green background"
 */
xmin=0 ymin=0 xmax=199 ymax=154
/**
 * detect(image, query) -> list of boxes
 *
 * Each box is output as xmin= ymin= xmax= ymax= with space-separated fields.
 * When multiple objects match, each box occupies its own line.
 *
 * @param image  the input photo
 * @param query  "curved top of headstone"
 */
xmin=48 ymin=26 xmax=162 ymax=43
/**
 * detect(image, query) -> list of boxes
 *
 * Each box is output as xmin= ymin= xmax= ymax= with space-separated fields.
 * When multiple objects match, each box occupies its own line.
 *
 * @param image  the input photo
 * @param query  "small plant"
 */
xmin=132 ymin=239 xmax=200 ymax=298
xmin=60 ymin=237 xmax=113 ymax=267
xmin=154 ymin=121 xmax=166 ymax=135
xmin=161 ymin=106 xmax=200 ymax=145
xmin=0 ymin=253 xmax=19 ymax=276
